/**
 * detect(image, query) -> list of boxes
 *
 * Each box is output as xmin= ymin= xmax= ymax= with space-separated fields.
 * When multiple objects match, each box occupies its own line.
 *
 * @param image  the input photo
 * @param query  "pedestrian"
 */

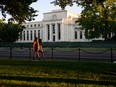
xmin=32 ymin=37 xmax=40 ymax=60
xmin=38 ymin=39 xmax=44 ymax=58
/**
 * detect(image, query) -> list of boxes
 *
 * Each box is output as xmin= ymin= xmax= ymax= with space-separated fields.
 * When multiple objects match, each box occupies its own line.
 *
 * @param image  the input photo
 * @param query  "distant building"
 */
xmin=16 ymin=9 xmax=104 ymax=43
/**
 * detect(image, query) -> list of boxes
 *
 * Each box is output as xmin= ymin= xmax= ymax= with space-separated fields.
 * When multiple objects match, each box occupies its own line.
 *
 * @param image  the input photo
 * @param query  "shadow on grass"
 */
xmin=0 ymin=76 xmax=116 ymax=86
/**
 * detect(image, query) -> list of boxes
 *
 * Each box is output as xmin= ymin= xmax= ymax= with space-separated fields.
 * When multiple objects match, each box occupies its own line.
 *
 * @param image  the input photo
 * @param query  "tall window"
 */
xmin=52 ymin=24 xmax=55 ymax=34
xmin=80 ymin=31 xmax=83 ymax=39
xmin=23 ymin=31 xmax=25 ymax=40
xmin=53 ymin=35 xmax=55 ymax=41
xmin=30 ymin=30 xmax=32 ymax=40
xmin=38 ymin=30 xmax=40 ymax=38
xmin=58 ymin=23 xmax=61 ymax=40
xmin=34 ymin=30 xmax=36 ymax=38
xmin=38 ymin=24 xmax=40 ymax=27
xmin=75 ymin=28 xmax=78 ymax=39
xmin=20 ymin=32 xmax=22 ymax=40
xmin=47 ymin=24 xmax=50 ymax=40
xmin=27 ymin=31 xmax=29 ymax=40
xmin=34 ymin=24 xmax=36 ymax=27
xmin=31 ymin=25 xmax=33 ymax=27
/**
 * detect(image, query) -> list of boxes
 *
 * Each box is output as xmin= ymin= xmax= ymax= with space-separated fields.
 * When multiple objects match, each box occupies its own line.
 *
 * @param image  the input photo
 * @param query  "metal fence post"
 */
xmin=111 ymin=48 xmax=113 ymax=63
xmin=10 ymin=47 xmax=12 ymax=59
xmin=52 ymin=47 xmax=53 ymax=61
xmin=29 ymin=47 xmax=31 ymax=60
xmin=79 ymin=48 xmax=80 ymax=62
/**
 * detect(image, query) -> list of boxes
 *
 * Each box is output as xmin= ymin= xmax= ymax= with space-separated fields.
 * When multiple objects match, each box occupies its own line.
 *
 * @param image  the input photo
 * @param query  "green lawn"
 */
xmin=0 ymin=60 xmax=116 ymax=87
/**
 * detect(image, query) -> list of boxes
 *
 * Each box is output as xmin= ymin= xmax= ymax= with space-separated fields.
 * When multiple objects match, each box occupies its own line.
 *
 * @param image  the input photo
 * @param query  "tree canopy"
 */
xmin=0 ymin=0 xmax=38 ymax=24
xmin=51 ymin=0 xmax=116 ymax=40
xmin=77 ymin=0 xmax=116 ymax=40
xmin=0 ymin=21 xmax=24 ymax=42
xmin=51 ymin=0 xmax=106 ymax=10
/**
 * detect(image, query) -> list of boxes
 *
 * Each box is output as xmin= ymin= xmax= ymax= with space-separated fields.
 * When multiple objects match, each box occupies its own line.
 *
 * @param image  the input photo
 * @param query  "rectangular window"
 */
xmin=47 ymin=24 xmax=50 ymax=40
xmin=31 ymin=25 xmax=33 ymax=27
xmin=38 ymin=24 xmax=40 ymax=27
xmin=80 ymin=31 xmax=82 ymax=39
xmin=23 ymin=31 xmax=25 ymax=40
xmin=75 ymin=30 xmax=77 ymax=39
xmin=34 ymin=30 xmax=36 ymax=38
xmin=38 ymin=30 xmax=40 ymax=38
xmin=52 ymin=24 xmax=55 ymax=34
xmin=27 ymin=31 xmax=29 ymax=40
xmin=58 ymin=23 xmax=61 ymax=40
xmin=53 ymin=35 xmax=55 ymax=41
xmin=34 ymin=24 xmax=36 ymax=27
xmin=30 ymin=30 xmax=32 ymax=40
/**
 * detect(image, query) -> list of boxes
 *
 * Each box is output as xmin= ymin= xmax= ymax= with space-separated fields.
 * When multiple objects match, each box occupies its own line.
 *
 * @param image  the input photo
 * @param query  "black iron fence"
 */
xmin=0 ymin=47 xmax=116 ymax=63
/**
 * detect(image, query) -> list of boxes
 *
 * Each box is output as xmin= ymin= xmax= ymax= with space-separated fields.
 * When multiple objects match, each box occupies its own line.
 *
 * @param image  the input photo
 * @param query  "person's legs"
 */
xmin=39 ymin=50 xmax=44 ymax=58
xmin=42 ymin=51 xmax=44 ymax=58
xmin=36 ymin=51 xmax=40 ymax=60
xmin=33 ymin=51 xmax=36 ymax=60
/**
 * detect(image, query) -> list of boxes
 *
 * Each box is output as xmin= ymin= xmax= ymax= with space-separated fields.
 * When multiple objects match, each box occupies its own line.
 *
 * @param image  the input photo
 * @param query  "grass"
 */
xmin=0 ymin=60 xmax=116 ymax=87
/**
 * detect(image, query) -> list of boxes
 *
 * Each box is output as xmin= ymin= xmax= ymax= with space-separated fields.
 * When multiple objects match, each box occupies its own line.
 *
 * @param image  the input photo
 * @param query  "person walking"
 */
xmin=38 ymin=39 xmax=44 ymax=58
xmin=32 ymin=37 xmax=40 ymax=60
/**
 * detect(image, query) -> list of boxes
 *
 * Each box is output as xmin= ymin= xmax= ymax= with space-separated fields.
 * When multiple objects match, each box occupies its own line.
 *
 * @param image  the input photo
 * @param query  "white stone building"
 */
xmin=17 ymin=9 xmax=103 ymax=43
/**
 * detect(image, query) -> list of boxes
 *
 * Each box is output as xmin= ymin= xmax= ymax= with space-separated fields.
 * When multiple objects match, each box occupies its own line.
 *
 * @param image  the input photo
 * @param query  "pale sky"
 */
xmin=0 ymin=0 xmax=82 ymax=22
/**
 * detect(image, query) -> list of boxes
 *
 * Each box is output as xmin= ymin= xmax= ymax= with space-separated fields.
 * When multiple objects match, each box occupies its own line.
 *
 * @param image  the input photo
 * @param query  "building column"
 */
xmin=55 ymin=23 xmax=58 ymax=41
xmin=82 ymin=31 xmax=85 ymax=40
xmin=61 ymin=23 xmax=64 ymax=41
xmin=21 ymin=31 xmax=23 ymax=42
xmin=29 ymin=30 xmax=31 ymax=42
xmin=32 ymin=30 xmax=34 ymax=41
xmin=23 ymin=31 xmax=25 ymax=42
xmin=50 ymin=24 xmax=52 ymax=42
xmin=66 ymin=25 xmax=69 ymax=41
xmin=44 ymin=24 xmax=47 ymax=42
xmin=25 ymin=30 xmax=27 ymax=41
xmin=77 ymin=30 xmax=80 ymax=40
xmin=36 ymin=30 xmax=38 ymax=38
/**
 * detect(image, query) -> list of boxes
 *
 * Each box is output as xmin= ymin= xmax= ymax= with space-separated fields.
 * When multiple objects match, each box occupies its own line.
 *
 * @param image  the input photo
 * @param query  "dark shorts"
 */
xmin=34 ymin=47 xmax=38 ymax=52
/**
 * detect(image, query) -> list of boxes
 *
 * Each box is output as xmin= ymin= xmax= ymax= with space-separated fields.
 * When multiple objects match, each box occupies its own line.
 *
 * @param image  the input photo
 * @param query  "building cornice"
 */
xmin=43 ymin=19 xmax=62 ymax=22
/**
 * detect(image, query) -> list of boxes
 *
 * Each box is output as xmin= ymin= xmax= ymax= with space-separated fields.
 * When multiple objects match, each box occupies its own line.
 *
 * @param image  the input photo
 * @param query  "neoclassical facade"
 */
xmin=17 ymin=9 xmax=103 ymax=43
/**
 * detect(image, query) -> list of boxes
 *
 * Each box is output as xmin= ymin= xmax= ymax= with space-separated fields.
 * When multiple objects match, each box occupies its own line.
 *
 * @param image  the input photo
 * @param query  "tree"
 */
xmin=0 ymin=22 xmax=24 ymax=42
xmin=51 ymin=0 xmax=106 ymax=9
xmin=51 ymin=0 xmax=116 ymax=40
xmin=77 ymin=0 xmax=116 ymax=40
xmin=0 ymin=0 xmax=38 ymax=24
xmin=51 ymin=0 xmax=73 ymax=10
